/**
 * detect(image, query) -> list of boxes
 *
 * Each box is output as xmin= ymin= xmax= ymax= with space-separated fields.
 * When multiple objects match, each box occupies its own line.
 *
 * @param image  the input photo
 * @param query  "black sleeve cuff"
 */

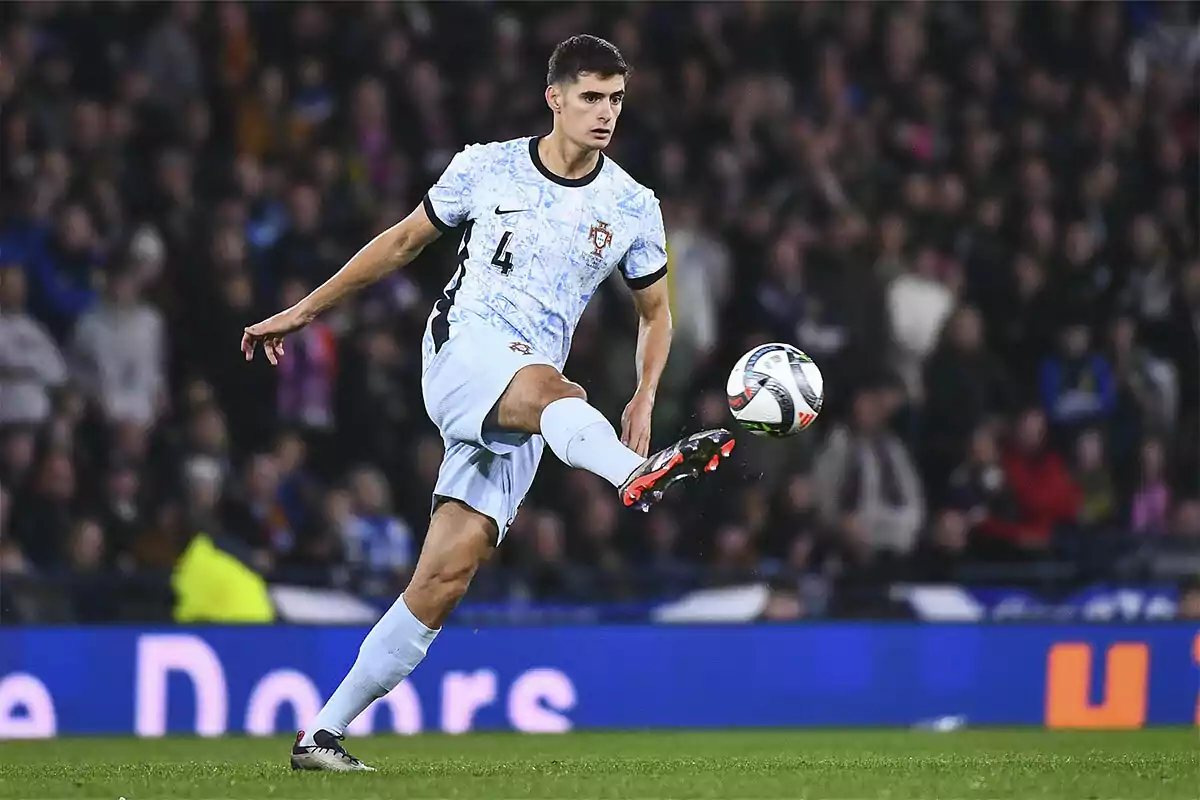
xmin=422 ymin=194 xmax=451 ymax=233
xmin=623 ymin=264 xmax=668 ymax=290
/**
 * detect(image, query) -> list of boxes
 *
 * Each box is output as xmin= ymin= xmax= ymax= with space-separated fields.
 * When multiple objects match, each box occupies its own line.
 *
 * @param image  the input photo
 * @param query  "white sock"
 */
xmin=540 ymin=397 xmax=645 ymax=487
xmin=306 ymin=594 xmax=438 ymax=741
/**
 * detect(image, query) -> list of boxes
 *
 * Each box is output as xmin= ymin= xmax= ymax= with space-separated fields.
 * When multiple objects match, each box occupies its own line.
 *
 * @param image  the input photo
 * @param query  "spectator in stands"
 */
xmin=1108 ymin=314 xmax=1177 ymax=435
xmin=1170 ymin=499 xmax=1200 ymax=541
xmin=991 ymin=253 xmax=1055 ymax=388
xmin=1039 ymin=322 xmax=1117 ymax=440
xmin=1106 ymin=313 xmax=1177 ymax=490
xmin=96 ymin=461 xmax=143 ymax=572
xmin=0 ymin=485 xmax=26 ymax=574
xmin=10 ymin=449 xmax=77 ymax=569
xmin=766 ymin=472 xmax=823 ymax=561
xmin=910 ymin=509 xmax=969 ymax=583
xmin=946 ymin=423 xmax=1028 ymax=557
xmin=709 ymin=524 xmax=760 ymax=588
xmin=66 ymin=517 xmax=116 ymax=622
xmin=222 ymin=452 xmax=293 ymax=567
xmin=887 ymin=246 xmax=956 ymax=404
xmin=1073 ymin=429 xmax=1117 ymax=530
xmin=183 ymin=403 xmax=232 ymax=483
xmin=922 ymin=305 xmax=1011 ymax=490
xmin=639 ymin=509 xmax=691 ymax=597
xmin=814 ymin=384 xmax=925 ymax=557
xmin=0 ymin=427 xmax=37 ymax=492
xmin=664 ymin=198 xmax=730 ymax=367
xmin=11 ymin=203 xmax=100 ymax=339
xmin=182 ymin=455 xmax=223 ymax=539
xmin=275 ymin=277 xmax=337 ymax=432
xmin=267 ymin=185 xmax=342 ymax=294
xmin=1153 ymin=261 xmax=1200 ymax=458
xmin=1000 ymin=408 xmax=1081 ymax=555
xmin=344 ymin=466 xmax=413 ymax=596
xmin=1130 ymin=437 xmax=1171 ymax=535
xmin=577 ymin=491 xmax=631 ymax=600
xmin=0 ymin=265 xmax=68 ymax=427
xmin=519 ymin=510 xmax=592 ymax=603
xmin=273 ymin=430 xmax=318 ymax=531
xmin=1177 ymin=579 xmax=1200 ymax=620
xmin=70 ymin=264 xmax=165 ymax=428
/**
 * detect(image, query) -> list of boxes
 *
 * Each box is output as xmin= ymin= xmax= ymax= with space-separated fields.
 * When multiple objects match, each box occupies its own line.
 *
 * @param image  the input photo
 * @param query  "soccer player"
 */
xmin=241 ymin=35 xmax=735 ymax=771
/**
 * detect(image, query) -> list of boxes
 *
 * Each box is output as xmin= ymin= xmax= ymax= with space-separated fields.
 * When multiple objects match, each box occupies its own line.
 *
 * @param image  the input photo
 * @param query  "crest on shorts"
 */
xmin=508 ymin=341 xmax=533 ymax=355
xmin=588 ymin=221 xmax=613 ymax=257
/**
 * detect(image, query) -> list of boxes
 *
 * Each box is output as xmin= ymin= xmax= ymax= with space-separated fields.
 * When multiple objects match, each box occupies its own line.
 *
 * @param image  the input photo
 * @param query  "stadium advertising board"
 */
xmin=1 ymin=625 xmax=1197 ymax=737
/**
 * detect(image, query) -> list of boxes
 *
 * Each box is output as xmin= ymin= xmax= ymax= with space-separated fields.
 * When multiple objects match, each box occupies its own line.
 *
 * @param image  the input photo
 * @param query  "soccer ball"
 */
xmin=726 ymin=343 xmax=824 ymax=437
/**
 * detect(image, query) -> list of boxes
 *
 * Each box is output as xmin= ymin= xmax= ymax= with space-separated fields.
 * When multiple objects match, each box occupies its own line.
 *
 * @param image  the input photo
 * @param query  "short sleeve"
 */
xmin=619 ymin=196 xmax=668 ymax=290
xmin=422 ymin=146 xmax=480 ymax=232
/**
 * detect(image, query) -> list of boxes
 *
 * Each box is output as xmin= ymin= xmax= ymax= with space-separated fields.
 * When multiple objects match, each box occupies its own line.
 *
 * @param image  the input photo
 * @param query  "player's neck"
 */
xmin=538 ymin=131 xmax=601 ymax=181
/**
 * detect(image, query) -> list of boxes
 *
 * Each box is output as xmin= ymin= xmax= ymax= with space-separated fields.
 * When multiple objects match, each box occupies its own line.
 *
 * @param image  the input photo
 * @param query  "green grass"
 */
xmin=1 ymin=730 xmax=1197 ymax=799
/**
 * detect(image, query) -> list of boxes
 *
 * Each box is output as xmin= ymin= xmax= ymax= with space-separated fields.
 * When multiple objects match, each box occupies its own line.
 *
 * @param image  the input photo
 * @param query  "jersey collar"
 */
xmin=529 ymin=135 xmax=604 ymax=188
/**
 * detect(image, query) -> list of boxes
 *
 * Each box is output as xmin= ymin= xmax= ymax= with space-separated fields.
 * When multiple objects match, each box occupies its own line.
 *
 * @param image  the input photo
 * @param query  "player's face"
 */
xmin=552 ymin=72 xmax=625 ymax=150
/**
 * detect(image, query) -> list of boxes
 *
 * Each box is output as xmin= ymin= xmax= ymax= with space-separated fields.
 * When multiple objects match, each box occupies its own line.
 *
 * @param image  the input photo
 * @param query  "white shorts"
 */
xmin=421 ymin=323 xmax=555 ymax=543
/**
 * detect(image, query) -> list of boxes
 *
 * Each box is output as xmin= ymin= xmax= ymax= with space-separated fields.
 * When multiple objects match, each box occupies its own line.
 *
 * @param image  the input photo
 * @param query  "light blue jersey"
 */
xmin=421 ymin=136 xmax=668 ymax=369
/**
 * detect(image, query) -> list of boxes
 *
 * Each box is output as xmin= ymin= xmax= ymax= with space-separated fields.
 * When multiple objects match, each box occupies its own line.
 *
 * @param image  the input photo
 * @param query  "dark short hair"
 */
xmin=547 ymin=35 xmax=629 ymax=86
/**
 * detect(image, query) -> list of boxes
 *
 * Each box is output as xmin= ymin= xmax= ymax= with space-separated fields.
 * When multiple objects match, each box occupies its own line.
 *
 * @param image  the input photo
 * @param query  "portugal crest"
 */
xmin=588 ymin=221 xmax=613 ymax=257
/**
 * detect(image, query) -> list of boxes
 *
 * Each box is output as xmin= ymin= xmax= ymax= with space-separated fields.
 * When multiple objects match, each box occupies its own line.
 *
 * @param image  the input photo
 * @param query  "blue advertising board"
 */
xmin=1 ymin=624 xmax=1197 ymax=737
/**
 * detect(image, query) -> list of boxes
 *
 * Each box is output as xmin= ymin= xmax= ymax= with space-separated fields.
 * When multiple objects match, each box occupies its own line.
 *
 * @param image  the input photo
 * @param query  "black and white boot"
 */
xmin=290 ymin=729 xmax=376 ymax=772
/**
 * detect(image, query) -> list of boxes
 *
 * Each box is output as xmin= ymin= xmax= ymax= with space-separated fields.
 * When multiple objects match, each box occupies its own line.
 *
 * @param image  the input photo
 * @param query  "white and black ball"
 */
xmin=726 ymin=343 xmax=824 ymax=437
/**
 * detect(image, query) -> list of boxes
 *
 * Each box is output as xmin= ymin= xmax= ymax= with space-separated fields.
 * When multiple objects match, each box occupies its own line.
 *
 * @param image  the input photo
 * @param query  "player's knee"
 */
xmin=556 ymin=379 xmax=587 ymax=404
xmin=535 ymin=372 xmax=586 ymax=408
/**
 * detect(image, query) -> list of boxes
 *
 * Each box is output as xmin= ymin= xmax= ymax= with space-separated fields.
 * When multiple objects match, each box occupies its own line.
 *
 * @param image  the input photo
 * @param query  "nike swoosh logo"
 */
xmin=495 ymin=207 xmax=530 ymax=215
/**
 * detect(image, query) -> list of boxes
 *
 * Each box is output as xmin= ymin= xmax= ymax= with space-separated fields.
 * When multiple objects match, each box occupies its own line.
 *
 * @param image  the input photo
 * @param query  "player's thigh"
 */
xmin=423 ymin=327 xmax=560 ymax=448
xmin=490 ymin=364 xmax=587 ymax=433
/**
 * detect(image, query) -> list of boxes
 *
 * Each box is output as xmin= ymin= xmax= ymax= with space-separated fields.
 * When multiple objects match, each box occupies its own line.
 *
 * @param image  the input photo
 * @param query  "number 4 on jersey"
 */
xmin=491 ymin=231 xmax=515 ymax=275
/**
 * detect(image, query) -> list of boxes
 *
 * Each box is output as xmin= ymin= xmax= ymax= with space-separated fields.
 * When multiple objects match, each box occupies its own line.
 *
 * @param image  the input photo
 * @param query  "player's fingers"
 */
xmin=241 ymin=332 xmax=254 ymax=360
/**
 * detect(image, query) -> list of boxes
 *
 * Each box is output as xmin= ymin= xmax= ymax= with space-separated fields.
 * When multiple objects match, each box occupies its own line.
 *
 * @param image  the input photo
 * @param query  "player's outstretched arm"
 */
xmin=620 ymin=278 xmax=673 ymax=456
xmin=241 ymin=203 xmax=443 ymax=364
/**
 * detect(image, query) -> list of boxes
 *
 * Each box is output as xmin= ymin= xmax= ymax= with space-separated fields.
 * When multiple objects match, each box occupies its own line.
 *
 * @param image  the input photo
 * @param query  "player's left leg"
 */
xmin=291 ymin=500 xmax=493 ymax=772
xmin=293 ymin=435 xmax=542 ymax=772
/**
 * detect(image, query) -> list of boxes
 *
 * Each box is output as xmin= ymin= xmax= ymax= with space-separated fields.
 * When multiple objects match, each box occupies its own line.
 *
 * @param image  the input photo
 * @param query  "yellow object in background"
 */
xmin=172 ymin=534 xmax=276 ymax=624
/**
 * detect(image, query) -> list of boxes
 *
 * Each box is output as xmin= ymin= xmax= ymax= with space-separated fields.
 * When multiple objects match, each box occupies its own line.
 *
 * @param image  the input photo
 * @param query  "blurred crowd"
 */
xmin=1 ymin=1 xmax=1199 ymax=623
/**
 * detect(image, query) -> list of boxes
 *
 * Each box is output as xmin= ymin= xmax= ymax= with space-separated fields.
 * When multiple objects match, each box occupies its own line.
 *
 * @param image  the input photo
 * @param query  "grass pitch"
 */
xmin=1 ymin=729 xmax=1197 ymax=799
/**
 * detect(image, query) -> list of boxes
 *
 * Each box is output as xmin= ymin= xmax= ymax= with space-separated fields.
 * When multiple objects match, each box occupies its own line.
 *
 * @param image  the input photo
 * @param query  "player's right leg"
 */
xmin=291 ymin=498 xmax=496 ymax=772
xmin=493 ymin=363 xmax=735 ymax=510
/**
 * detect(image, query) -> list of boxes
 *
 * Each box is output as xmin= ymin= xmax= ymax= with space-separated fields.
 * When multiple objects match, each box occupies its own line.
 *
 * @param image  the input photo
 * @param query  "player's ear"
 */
xmin=546 ymin=84 xmax=561 ymax=113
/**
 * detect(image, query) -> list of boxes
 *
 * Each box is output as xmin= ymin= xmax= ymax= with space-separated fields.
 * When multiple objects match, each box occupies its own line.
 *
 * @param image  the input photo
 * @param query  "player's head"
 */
xmin=546 ymin=35 xmax=629 ymax=151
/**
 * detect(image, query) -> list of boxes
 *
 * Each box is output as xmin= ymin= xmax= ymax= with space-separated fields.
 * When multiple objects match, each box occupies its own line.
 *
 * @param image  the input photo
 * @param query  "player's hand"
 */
xmin=620 ymin=390 xmax=655 ymax=458
xmin=241 ymin=307 xmax=310 ymax=366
